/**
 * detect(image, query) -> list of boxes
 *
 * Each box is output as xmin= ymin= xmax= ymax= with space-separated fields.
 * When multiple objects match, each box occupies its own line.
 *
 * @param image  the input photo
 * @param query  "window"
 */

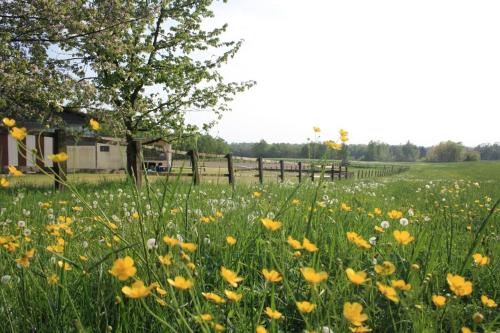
xmin=100 ymin=145 xmax=110 ymax=152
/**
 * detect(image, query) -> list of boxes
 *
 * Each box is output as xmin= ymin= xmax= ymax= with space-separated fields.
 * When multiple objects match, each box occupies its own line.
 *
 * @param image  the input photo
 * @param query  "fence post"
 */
xmin=257 ymin=157 xmax=263 ymax=184
xmin=310 ymin=163 xmax=315 ymax=182
xmin=279 ymin=160 xmax=285 ymax=182
xmin=338 ymin=164 xmax=342 ymax=180
xmin=226 ymin=153 xmax=235 ymax=187
xmin=187 ymin=150 xmax=200 ymax=185
xmin=53 ymin=129 xmax=67 ymax=191
xmin=298 ymin=161 xmax=302 ymax=183
xmin=345 ymin=165 xmax=348 ymax=179
xmin=331 ymin=163 xmax=335 ymax=181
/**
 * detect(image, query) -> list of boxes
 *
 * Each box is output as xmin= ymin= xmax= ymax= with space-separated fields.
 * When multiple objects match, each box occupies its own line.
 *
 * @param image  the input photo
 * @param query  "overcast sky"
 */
xmin=185 ymin=0 xmax=500 ymax=146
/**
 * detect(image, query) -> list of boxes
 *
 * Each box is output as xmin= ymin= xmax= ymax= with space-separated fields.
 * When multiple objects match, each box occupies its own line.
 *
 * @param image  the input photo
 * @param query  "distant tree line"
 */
xmin=173 ymin=135 xmax=500 ymax=162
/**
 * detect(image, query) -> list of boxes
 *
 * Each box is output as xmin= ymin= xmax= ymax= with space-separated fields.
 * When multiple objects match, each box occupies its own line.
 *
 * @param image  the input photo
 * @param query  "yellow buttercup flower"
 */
xmin=158 ymin=253 xmax=173 ymax=266
xmin=287 ymin=236 xmax=303 ymax=250
xmin=296 ymin=301 xmax=316 ymax=313
xmin=374 ymin=261 xmax=396 ymax=276
xmin=57 ymin=260 xmax=72 ymax=271
xmin=109 ymin=256 xmax=137 ymax=281
xmin=313 ymin=126 xmax=321 ymax=133
xmin=325 ymin=140 xmax=342 ymax=151
xmin=373 ymin=208 xmax=382 ymax=216
xmin=167 ymin=276 xmax=193 ymax=290
xmin=432 ymin=295 xmax=446 ymax=307
xmin=46 ymin=238 xmax=65 ymax=253
xmin=2 ymin=118 xmax=16 ymax=127
xmin=48 ymin=152 xmax=68 ymax=163
xmin=213 ymin=323 xmax=225 ymax=332
xmin=10 ymin=127 xmax=27 ymax=141
xmin=261 ymin=218 xmax=282 ymax=231
xmin=265 ymin=307 xmax=283 ymax=320
xmin=8 ymin=166 xmax=23 ymax=177
xmin=121 ymin=281 xmax=152 ymax=299
xmin=301 ymin=267 xmax=328 ymax=284
xmin=447 ymin=273 xmax=473 ymax=297
xmin=252 ymin=191 xmax=262 ymax=198
xmin=200 ymin=216 xmax=212 ymax=223
xmin=391 ymin=279 xmax=411 ymax=291
xmin=47 ymin=274 xmax=59 ymax=285
xmin=163 ymin=236 xmax=179 ymax=246
xmin=196 ymin=313 xmax=213 ymax=321
xmin=343 ymin=302 xmax=368 ymax=327
xmin=0 ymin=178 xmax=9 ymax=188
xmin=481 ymin=295 xmax=497 ymax=308
xmin=15 ymin=249 xmax=35 ymax=268
xmin=345 ymin=268 xmax=368 ymax=285
xmin=472 ymin=253 xmax=489 ymax=266
xmin=202 ymin=292 xmax=225 ymax=304
xmin=226 ymin=236 xmax=237 ymax=245
xmin=179 ymin=242 xmax=197 ymax=252
xmin=461 ymin=327 xmax=472 ymax=333
xmin=256 ymin=325 xmax=268 ymax=333
xmin=220 ymin=266 xmax=243 ymax=287
xmin=387 ymin=210 xmax=403 ymax=219
xmin=347 ymin=232 xmax=371 ymax=249
xmin=376 ymin=282 xmax=399 ymax=303
xmin=339 ymin=129 xmax=348 ymax=137
xmin=302 ymin=238 xmax=318 ymax=252
xmin=393 ymin=230 xmax=415 ymax=245
xmin=224 ymin=290 xmax=243 ymax=302
xmin=262 ymin=269 xmax=282 ymax=283
xmin=341 ymin=203 xmax=352 ymax=212
xmin=89 ymin=118 xmax=100 ymax=130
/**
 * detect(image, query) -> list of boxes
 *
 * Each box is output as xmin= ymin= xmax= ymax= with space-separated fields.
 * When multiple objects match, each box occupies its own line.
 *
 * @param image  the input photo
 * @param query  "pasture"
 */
xmin=0 ymin=161 xmax=499 ymax=332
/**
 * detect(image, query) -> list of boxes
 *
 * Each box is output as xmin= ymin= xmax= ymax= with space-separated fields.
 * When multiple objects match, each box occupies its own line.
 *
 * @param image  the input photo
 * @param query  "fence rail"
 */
xmin=166 ymin=150 xmax=409 ymax=186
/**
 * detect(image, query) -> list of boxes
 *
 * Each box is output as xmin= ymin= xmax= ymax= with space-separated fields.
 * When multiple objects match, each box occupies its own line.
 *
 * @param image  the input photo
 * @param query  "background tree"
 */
xmin=400 ymin=141 xmax=420 ymax=162
xmin=474 ymin=143 xmax=500 ymax=160
xmin=1 ymin=0 xmax=254 ymax=179
xmin=71 ymin=0 xmax=254 ymax=178
xmin=0 ymin=1 xmax=99 ymax=122
xmin=426 ymin=141 xmax=465 ymax=162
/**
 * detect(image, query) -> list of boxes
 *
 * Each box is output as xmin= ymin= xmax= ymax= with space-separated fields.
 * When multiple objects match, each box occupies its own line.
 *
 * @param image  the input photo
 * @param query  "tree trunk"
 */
xmin=126 ymin=134 xmax=142 ymax=187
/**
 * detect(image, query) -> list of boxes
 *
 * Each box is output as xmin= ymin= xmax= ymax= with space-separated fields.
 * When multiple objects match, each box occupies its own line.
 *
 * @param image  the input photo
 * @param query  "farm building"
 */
xmin=0 ymin=110 xmax=172 ymax=173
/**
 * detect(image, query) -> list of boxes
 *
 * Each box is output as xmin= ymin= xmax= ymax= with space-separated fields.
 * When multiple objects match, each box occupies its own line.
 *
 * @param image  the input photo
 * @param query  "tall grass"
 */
xmin=0 ymin=162 xmax=499 ymax=332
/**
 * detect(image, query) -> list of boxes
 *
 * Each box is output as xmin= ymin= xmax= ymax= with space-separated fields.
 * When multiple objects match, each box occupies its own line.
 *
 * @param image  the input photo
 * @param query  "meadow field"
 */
xmin=0 ymin=161 xmax=499 ymax=332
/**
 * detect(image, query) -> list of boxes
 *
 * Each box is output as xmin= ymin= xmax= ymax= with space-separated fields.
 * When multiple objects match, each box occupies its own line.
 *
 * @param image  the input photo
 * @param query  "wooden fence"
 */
xmin=168 ymin=150 xmax=410 ymax=186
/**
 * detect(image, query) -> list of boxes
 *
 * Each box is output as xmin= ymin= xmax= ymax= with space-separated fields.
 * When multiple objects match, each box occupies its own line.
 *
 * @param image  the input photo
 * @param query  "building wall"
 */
xmin=26 ymin=135 xmax=36 ymax=167
xmin=0 ymin=134 xmax=169 ymax=172
xmin=66 ymin=143 xmax=127 ymax=171
xmin=67 ymin=146 xmax=96 ymax=170
xmin=96 ymin=143 xmax=126 ymax=170
xmin=97 ymin=143 xmax=127 ymax=170
xmin=44 ymin=137 xmax=54 ymax=167
xmin=7 ymin=134 xmax=18 ymax=166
